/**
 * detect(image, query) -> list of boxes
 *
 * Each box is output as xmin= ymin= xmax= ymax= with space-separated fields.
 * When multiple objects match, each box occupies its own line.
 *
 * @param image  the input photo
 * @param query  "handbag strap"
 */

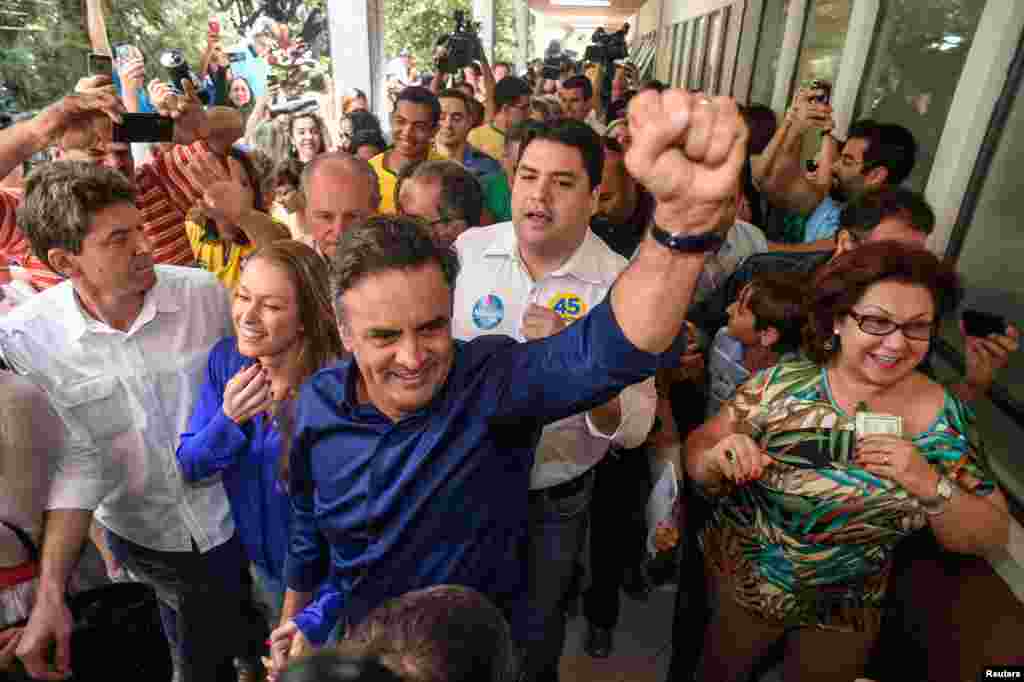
xmin=0 ymin=519 xmax=40 ymax=564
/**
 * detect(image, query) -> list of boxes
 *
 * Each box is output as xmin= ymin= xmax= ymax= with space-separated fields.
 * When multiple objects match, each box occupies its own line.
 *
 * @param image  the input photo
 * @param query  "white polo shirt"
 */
xmin=453 ymin=222 xmax=657 ymax=490
xmin=0 ymin=266 xmax=234 ymax=552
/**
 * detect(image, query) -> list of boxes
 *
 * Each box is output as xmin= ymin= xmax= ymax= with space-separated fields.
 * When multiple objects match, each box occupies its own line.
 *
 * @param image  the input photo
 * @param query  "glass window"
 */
xmin=792 ymin=0 xmax=853 ymax=93
xmin=667 ymin=24 xmax=681 ymax=86
xmin=854 ymin=0 xmax=987 ymax=191
xmin=749 ymin=0 xmax=791 ymax=107
xmin=943 ymin=69 xmax=1024 ymax=408
xmin=703 ymin=8 xmax=728 ymax=95
xmin=689 ymin=14 xmax=708 ymax=91
xmin=676 ymin=21 xmax=693 ymax=88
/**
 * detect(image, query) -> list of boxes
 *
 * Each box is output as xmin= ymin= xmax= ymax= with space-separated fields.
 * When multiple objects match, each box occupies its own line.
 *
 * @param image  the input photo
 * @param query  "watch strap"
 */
xmin=650 ymin=224 xmax=725 ymax=253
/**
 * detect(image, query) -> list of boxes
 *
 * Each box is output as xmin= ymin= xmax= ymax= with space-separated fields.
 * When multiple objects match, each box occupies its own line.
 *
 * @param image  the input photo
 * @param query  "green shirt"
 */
xmin=481 ymin=171 xmax=511 ymax=223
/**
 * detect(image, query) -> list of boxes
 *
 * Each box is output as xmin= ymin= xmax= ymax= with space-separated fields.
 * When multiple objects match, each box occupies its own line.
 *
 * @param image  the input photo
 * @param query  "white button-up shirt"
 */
xmin=0 ymin=266 xmax=234 ymax=552
xmin=453 ymin=222 xmax=657 ymax=490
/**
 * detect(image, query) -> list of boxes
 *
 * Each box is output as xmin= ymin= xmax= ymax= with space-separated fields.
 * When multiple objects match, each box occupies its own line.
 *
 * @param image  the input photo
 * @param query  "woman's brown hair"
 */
xmin=803 ymin=241 xmax=962 ymax=364
xmin=246 ymin=240 xmax=343 ymax=481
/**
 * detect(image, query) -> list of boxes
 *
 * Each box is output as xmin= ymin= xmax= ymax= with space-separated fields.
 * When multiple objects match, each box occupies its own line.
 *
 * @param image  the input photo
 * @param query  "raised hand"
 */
xmin=148 ymin=78 xmax=209 ymax=144
xmin=625 ymin=90 xmax=747 ymax=235
xmin=31 ymin=85 xmax=124 ymax=151
xmin=223 ymin=364 xmax=273 ymax=425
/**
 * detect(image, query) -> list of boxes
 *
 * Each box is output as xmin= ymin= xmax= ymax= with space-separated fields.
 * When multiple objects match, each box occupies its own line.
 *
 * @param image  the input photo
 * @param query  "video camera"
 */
xmin=584 ymin=25 xmax=629 ymax=65
xmin=435 ymin=10 xmax=480 ymax=74
xmin=159 ymin=50 xmax=211 ymax=104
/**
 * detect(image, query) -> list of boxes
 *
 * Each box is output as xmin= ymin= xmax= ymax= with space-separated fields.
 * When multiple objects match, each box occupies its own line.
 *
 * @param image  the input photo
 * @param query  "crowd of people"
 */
xmin=0 ymin=18 xmax=1020 ymax=682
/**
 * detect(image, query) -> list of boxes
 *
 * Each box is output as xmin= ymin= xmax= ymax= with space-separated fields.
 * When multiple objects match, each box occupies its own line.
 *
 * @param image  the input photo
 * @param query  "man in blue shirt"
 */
xmin=267 ymin=89 xmax=750 ymax=673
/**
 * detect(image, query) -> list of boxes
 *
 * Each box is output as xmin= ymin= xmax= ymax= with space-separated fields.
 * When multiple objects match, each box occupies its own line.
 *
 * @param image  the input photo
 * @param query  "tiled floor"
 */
xmin=560 ymin=586 xmax=676 ymax=682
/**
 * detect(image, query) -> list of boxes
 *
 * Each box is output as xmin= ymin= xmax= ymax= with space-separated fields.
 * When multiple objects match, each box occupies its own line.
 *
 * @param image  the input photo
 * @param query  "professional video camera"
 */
xmin=435 ymin=10 xmax=480 ymax=74
xmin=584 ymin=25 xmax=629 ymax=64
xmin=584 ymin=24 xmax=630 ymax=119
xmin=159 ymin=50 xmax=211 ymax=104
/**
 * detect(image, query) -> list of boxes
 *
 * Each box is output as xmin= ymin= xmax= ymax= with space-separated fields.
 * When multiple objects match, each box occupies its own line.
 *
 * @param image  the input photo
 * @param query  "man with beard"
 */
xmin=368 ymin=87 xmax=445 ymax=214
xmin=754 ymin=87 xmax=917 ymax=250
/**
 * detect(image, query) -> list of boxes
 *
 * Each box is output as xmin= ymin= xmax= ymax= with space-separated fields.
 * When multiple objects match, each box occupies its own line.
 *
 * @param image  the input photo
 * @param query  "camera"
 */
xmin=435 ymin=11 xmax=479 ymax=74
xmin=584 ymin=25 xmax=629 ymax=65
xmin=159 ymin=50 xmax=210 ymax=104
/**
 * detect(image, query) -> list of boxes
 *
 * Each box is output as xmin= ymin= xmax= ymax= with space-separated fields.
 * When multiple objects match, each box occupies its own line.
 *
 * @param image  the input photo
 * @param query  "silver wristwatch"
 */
xmin=919 ymin=476 xmax=954 ymax=516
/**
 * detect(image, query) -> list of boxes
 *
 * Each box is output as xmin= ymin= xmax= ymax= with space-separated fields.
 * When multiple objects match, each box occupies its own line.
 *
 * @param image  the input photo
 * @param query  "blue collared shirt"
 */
xmin=284 ymin=298 xmax=684 ymax=644
xmin=803 ymin=196 xmax=845 ymax=243
xmin=177 ymin=337 xmax=292 ymax=582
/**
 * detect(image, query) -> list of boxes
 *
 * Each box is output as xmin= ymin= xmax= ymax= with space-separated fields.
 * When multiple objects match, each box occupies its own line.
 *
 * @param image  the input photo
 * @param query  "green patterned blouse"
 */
xmin=701 ymin=359 xmax=996 ymax=632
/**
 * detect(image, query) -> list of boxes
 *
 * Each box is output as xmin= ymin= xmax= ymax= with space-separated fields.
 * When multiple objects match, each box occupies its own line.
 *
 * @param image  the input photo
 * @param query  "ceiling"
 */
xmin=527 ymin=0 xmax=643 ymax=31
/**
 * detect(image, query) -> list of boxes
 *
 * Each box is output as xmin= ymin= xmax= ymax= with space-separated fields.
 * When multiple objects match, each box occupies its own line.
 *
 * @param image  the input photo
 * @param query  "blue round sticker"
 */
xmin=472 ymin=294 xmax=504 ymax=330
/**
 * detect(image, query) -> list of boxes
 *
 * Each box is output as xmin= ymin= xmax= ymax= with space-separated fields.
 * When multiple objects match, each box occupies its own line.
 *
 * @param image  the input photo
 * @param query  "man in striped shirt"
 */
xmin=0 ymin=77 xmax=243 ymax=293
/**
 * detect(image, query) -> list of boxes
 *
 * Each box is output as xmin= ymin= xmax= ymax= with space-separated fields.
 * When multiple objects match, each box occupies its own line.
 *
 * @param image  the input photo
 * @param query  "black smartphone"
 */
xmin=228 ymin=51 xmax=248 ymax=64
xmin=88 ymin=53 xmax=114 ymax=78
xmin=963 ymin=310 xmax=1007 ymax=338
xmin=112 ymin=113 xmax=174 ymax=143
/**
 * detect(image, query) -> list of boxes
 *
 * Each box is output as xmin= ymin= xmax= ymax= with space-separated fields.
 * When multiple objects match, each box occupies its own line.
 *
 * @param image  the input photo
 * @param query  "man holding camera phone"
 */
xmin=755 ymin=83 xmax=918 ymax=252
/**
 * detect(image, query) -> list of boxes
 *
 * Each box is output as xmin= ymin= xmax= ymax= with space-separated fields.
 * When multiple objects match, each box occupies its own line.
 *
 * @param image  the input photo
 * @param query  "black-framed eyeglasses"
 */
xmin=848 ymin=311 xmax=935 ymax=341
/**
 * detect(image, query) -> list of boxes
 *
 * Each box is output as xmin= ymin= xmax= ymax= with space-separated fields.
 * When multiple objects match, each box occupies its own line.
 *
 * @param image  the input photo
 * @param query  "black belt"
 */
xmin=529 ymin=468 xmax=595 ymax=501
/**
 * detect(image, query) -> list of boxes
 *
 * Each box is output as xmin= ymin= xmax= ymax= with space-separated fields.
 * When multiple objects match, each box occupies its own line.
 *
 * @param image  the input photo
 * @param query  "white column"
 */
xmin=327 ymin=0 xmax=384 ymax=118
xmin=516 ymin=0 xmax=531 ymax=71
xmin=770 ymin=0 xmax=807 ymax=112
xmin=474 ymin=0 xmax=496 ymax=64
xmin=830 ymin=0 xmax=880 ymax=138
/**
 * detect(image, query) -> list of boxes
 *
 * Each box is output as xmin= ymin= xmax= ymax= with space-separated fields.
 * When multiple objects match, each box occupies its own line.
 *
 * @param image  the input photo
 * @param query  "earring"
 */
xmin=823 ymin=332 xmax=839 ymax=352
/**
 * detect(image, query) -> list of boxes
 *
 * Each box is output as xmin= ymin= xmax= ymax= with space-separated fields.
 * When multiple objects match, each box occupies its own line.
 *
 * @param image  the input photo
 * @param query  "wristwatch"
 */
xmin=920 ymin=476 xmax=954 ymax=515
xmin=650 ymin=224 xmax=725 ymax=254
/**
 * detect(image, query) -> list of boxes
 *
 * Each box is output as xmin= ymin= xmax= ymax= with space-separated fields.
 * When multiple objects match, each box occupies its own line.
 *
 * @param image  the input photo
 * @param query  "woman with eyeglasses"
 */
xmin=685 ymin=241 xmax=1011 ymax=681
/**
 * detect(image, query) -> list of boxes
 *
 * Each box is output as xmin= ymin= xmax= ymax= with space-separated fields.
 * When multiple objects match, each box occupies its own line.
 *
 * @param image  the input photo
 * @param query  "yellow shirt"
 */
xmin=368 ymin=149 xmax=445 ymax=214
xmin=467 ymin=125 xmax=506 ymax=163
xmin=185 ymin=214 xmax=257 ymax=290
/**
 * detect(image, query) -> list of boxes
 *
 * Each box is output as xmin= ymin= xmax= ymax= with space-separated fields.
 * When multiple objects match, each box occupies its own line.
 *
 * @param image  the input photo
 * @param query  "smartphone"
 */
xmin=112 ymin=113 xmax=174 ymax=143
xmin=88 ymin=53 xmax=114 ymax=78
xmin=228 ymin=51 xmax=247 ymax=64
xmin=115 ymin=44 xmax=136 ymax=63
xmin=962 ymin=310 xmax=1007 ymax=338
xmin=209 ymin=18 xmax=221 ymax=35
xmin=809 ymin=79 xmax=832 ymax=105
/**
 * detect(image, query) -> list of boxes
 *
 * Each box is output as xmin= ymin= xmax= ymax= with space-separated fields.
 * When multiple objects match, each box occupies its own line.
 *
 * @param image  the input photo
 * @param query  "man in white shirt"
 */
xmin=0 ymin=162 xmax=260 ymax=681
xmin=452 ymin=119 xmax=656 ymax=682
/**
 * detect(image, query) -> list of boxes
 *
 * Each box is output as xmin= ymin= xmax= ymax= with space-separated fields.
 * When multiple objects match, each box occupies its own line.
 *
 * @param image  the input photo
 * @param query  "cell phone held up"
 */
xmin=87 ymin=52 xmax=114 ymax=78
xmin=962 ymin=310 xmax=1007 ymax=338
xmin=113 ymin=113 xmax=174 ymax=144
xmin=808 ymin=79 xmax=832 ymax=106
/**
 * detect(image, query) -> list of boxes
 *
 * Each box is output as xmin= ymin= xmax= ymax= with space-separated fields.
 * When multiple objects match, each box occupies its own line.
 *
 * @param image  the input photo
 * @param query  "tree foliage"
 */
xmin=382 ymin=0 xmax=520 ymax=74
xmin=0 ymin=0 xmax=216 ymax=112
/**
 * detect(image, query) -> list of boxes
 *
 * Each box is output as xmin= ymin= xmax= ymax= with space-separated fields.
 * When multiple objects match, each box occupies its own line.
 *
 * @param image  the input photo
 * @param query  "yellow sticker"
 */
xmin=548 ymin=293 xmax=587 ymax=323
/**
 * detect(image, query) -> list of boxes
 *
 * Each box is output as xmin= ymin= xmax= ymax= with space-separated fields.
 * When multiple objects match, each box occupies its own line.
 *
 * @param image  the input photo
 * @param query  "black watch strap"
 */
xmin=650 ymin=224 xmax=725 ymax=253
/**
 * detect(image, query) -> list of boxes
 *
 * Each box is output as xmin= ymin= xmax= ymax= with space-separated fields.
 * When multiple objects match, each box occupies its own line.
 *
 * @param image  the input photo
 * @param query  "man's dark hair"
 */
xmin=638 ymin=80 xmax=667 ymax=93
xmin=607 ymin=92 xmax=635 ymax=124
xmin=561 ymin=75 xmax=593 ymax=101
xmin=18 ymin=161 xmax=135 ymax=273
xmin=436 ymin=88 xmax=473 ymax=115
xmin=847 ymin=120 xmax=917 ymax=185
xmin=518 ymin=119 xmax=604 ymax=190
xmin=747 ymin=272 xmax=808 ymax=354
xmin=740 ymin=104 xmax=777 ymax=156
xmin=396 ymin=160 xmax=485 ymax=227
xmin=338 ymin=585 xmax=515 ymax=682
xmin=331 ymin=215 xmax=460 ymax=325
xmin=351 ymin=130 xmax=387 ymax=155
xmin=839 ymin=186 xmax=935 ymax=241
xmin=393 ymin=86 xmax=441 ymax=127
xmin=494 ymin=77 xmax=531 ymax=112
xmin=279 ymin=654 xmax=402 ymax=682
